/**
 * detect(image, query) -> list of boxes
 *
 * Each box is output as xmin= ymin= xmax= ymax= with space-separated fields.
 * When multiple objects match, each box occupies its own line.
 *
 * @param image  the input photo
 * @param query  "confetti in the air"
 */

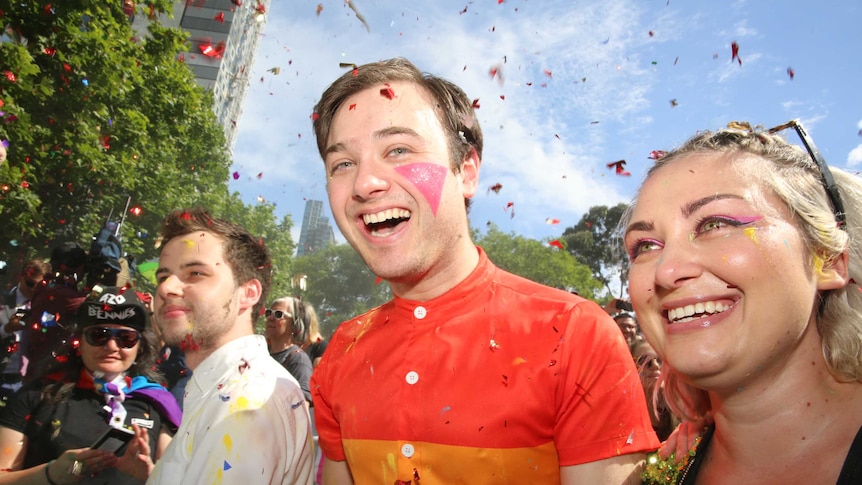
xmin=669 ymin=98 xmax=678 ymax=107
xmin=346 ymin=0 xmax=371 ymax=32
xmin=316 ymin=4 xmax=323 ymax=16
xmin=548 ymin=240 xmax=564 ymax=250
xmin=607 ymin=160 xmax=631 ymax=176
xmin=786 ymin=67 xmax=795 ymax=80
xmin=488 ymin=183 xmax=502 ymax=194
xmin=545 ymin=218 xmax=560 ymax=225
xmin=505 ymin=201 xmax=515 ymax=218
xmin=648 ymin=150 xmax=667 ymax=160
xmin=731 ymin=41 xmax=742 ymax=66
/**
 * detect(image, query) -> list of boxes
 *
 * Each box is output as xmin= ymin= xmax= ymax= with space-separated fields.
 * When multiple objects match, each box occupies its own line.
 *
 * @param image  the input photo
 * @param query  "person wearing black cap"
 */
xmin=0 ymin=285 xmax=182 ymax=483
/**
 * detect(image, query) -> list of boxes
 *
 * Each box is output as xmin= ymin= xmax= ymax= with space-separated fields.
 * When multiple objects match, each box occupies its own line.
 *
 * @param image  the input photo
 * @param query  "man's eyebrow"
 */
xmin=682 ymin=193 xmax=744 ymax=218
xmin=323 ymin=126 xmax=423 ymax=157
xmin=154 ymin=261 xmax=208 ymax=277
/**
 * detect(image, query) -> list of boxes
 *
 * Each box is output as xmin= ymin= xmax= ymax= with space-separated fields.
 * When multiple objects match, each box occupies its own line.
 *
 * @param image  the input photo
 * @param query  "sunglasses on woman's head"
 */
xmin=264 ymin=309 xmax=292 ymax=320
xmin=83 ymin=326 xmax=141 ymax=349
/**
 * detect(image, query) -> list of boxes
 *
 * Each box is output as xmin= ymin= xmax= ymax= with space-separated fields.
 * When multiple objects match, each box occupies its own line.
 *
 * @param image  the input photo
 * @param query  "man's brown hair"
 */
xmin=313 ymin=57 xmax=484 ymax=177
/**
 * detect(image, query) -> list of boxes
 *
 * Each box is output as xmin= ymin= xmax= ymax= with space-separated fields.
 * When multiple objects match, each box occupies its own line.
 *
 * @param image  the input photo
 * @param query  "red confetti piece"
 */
xmin=380 ymin=84 xmax=395 ymax=99
xmin=256 ymin=172 xmax=263 ymax=179
xmin=374 ymin=276 xmax=382 ymax=285
xmin=231 ymin=0 xmax=242 ymax=5
xmin=20 ymin=181 xmax=29 ymax=188
xmin=101 ymin=135 xmax=110 ymax=149
xmin=548 ymin=240 xmax=564 ymax=250
xmin=3 ymin=71 xmax=16 ymax=82
xmin=214 ymin=12 xmax=225 ymax=23
xmin=43 ymin=3 xmax=53 ymax=14
xmin=543 ymin=69 xmax=553 ymax=77
xmin=488 ymin=183 xmax=502 ymax=194
xmin=254 ymin=3 xmax=265 ymax=14
xmin=63 ymin=63 xmax=72 ymax=72
xmin=648 ymin=150 xmax=667 ymax=160
xmin=129 ymin=206 xmax=143 ymax=216
xmin=786 ymin=67 xmax=795 ymax=80
xmin=179 ymin=333 xmax=200 ymax=352
xmin=43 ymin=47 xmax=57 ymax=56
xmin=349 ymin=103 xmax=357 ymax=111
xmin=545 ymin=218 xmax=560 ymax=225
xmin=472 ymin=98 xmax=480 ymax=108
xmin=499 ymin=95 xmax=505 ymax=100
xmin=606 ymin=160 xmax=631 ymax=176
xmin=731 ymin=41 xmax=742 ymax=66
xmin=648 ymin=30 xmax=654 ymax=37
xmin=505 ymin=201 xmax=515 ymax=219
xmin=316 ymin=4 xmax=323 ymax=16
xmin=311 ymin=112 xmax=320 ymax=121
xmin=200 ymin=40 xmax=226 ymax=58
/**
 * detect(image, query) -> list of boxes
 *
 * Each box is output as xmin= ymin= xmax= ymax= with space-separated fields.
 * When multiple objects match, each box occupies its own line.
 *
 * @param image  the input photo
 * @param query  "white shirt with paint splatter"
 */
xmin=148 ymin=335 xmax=314 ymax=485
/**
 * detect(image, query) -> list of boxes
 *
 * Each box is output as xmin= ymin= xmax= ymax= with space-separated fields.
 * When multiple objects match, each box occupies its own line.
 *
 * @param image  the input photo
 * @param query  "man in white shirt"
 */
xmin=147 ymin=208 xmax=313 ymax=485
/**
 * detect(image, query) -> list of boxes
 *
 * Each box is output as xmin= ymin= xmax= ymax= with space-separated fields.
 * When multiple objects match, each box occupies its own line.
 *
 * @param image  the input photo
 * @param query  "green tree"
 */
xmin=476 ymin=224 xmax=602 ymax=299
xmin=291 ymin=244 xmax=391 ymax=337
xmin=560 ymin=203 xmax=630 ymax=297
xmin=0 ymin=1 xmax=234 ymax=267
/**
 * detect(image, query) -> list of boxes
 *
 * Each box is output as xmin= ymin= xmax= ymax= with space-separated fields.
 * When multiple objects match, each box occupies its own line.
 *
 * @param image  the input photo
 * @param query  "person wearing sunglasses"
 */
xmin=265 ymin=297 xmax=313 ymax=405
xmin=0 ymin=285 xmax=181 ymax=483
xmin=623 ymin=121 xmax=862 ymax=484
xmin=0 ymin=259 xmax=50 ymax=402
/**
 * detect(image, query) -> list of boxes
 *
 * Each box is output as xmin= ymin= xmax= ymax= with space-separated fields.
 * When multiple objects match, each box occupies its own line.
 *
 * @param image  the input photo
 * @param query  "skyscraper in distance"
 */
xmin=131 ymin=0 xmax=270 ymax=152
xmin=297 ymin=200 xmax=336 ymax=256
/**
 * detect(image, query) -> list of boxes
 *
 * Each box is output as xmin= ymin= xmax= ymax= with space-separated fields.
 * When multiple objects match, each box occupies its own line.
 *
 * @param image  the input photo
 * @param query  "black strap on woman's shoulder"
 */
xmin=837 ymin=425 xmax=862 ymax=484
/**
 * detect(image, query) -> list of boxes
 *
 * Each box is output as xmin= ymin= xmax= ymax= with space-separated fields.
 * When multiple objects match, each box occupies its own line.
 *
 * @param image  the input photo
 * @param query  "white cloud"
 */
xmin=848 ymin=145 xmax=862 ymax=166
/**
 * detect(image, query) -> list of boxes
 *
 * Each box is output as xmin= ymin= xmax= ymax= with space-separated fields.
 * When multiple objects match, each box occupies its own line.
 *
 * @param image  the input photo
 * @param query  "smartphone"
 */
xmin=90 ymin=426 xmax=135 ymax=455
xmin=13 ymin=309 xmax=28 ymax=319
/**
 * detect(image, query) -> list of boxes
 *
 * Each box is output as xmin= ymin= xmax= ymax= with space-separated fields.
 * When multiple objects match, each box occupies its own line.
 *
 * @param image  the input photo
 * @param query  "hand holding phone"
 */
xmin=91 ymin=426 xmax=136 ymax=455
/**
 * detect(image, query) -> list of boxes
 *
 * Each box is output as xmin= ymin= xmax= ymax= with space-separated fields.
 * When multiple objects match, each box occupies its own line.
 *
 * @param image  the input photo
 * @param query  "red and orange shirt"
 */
xmin=312 ymin=248 xmax=658 ymax=484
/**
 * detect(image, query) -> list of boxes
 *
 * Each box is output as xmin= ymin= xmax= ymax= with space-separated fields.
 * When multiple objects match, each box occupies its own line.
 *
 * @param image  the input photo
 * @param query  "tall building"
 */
xmin=131 ymin=0 xmax=270 ymax=151
xmin=297 ymin=200 xmax=336 ymax=256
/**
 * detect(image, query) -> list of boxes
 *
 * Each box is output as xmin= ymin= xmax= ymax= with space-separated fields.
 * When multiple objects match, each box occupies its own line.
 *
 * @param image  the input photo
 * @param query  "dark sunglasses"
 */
xmin=83 ymin=326 xmax=141 ymax=349
xmin=264 ymin=309 xmax=292 ymax=320
xmin=767 ymin=119 xmax=846 ymax=229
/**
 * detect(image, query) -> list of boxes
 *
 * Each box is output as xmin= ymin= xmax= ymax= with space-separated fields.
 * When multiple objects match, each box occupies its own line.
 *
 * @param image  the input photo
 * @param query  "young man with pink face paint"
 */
xmin=310 ymin=57 xmax=658 ymax=485
xmin=149 ymin=208 xmax=314 ymax=485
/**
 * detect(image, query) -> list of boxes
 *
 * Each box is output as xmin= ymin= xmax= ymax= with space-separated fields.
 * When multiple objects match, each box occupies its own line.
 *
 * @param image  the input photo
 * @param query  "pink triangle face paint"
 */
xmin=395 ymin=163 xmax=448 ymax=216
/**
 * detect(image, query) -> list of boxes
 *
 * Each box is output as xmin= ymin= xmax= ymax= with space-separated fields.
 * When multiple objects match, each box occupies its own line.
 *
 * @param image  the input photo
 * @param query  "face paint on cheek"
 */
xmin=743 ymin=227 xmax=758 ymax=243
xmin=395 ymin=163 xmax=448 ymax=216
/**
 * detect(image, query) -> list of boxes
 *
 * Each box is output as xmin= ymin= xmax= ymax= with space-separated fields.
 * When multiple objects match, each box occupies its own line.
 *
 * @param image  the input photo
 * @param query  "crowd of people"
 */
xmin=0 ymin=56 xmax=859 ymax=485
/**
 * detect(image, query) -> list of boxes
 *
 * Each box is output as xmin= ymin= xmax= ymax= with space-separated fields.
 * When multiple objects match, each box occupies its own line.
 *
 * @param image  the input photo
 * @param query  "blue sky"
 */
xmin=230 ymin=0 xmax=862 ymax=246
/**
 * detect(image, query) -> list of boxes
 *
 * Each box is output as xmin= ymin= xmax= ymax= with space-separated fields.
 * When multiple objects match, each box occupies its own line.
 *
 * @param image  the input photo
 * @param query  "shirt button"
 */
xmin=413 ymin=306 xmax=427 ymax=319
xmin=405 ymin=371 xmax=419 ymax=385
xmin=401 ymin=443 xmax=415 ymax=458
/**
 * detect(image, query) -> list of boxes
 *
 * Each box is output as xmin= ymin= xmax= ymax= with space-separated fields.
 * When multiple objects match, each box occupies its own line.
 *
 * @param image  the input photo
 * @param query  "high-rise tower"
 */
xmin=131 ymin=0 xmax=270 ymax=151
xmin=297 ymin=200 xmax=336 ymax=256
